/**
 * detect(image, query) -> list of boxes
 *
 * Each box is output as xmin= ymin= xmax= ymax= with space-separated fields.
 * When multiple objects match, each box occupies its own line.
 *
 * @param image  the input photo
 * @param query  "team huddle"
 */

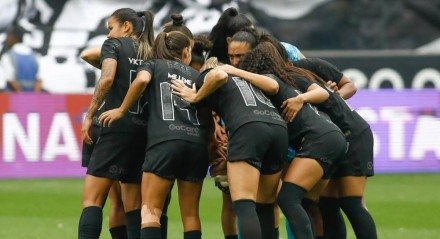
xmin=79 ymin=7 xmax=377 ymax=239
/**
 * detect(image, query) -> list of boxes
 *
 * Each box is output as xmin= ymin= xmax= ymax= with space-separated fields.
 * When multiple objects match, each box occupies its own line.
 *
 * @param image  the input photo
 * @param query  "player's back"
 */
xmin=140 ymin=59 xmax=207 ymax=149
xmin=197 ymin=70 xmax=286 ymax=136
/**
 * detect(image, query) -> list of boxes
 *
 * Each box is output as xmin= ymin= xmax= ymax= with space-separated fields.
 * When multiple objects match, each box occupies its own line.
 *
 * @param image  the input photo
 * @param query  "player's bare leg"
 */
xmin=227 ymin=161 xmax=261 ymax=239
xmin=177 ymin=180 xmax=204 ymax=238
xmin=108 ymin=182 xmax=128 ymax=239
xmin=140 ymin=172 xmax=173 ymax=239
xmin=79 ymin=175 xmax=114 ymax=239
xmin=278 ymin=157 xmax=324 ymax=239
xmin=121 ymin=182 xmax=142 ymax=239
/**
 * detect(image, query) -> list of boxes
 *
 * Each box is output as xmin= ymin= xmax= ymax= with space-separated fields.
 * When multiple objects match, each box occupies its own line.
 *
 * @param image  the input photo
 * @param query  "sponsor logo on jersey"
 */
xmin=168 ymin=124 xmax=200 ymax=136
xmin=253 ymin=109 xmax=283 ymax=121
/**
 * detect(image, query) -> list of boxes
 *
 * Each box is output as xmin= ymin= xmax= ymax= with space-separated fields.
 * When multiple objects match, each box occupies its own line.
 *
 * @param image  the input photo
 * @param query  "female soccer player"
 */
xmin=79 ymin=8 xmax=154 ymax=239
xmin=171 ymin=54 xmax=288 ymax=239
xmin=209 ymin=7 xmax=304 ymax=65
xmin=99 ymin=31 xmax=209 ymax=239
xmin=230 ymin=40 xmax=347 ymax=239
xmin=291 ymin=58 xmax=377 ymax=239
xmin=80 ymin=50 xmax=128 ymax=239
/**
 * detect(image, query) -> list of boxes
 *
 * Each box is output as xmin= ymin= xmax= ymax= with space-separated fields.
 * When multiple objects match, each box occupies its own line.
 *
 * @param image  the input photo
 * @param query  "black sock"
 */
xmin=78 ymin=206 xmax=103 ymax=239
xmin=140 ymin=227 xmax=161 ymax=239
xmin=232 ymin=199 xmax=262 ymax=239
xmin=126 ymin=209 xmax=141 ymax=239
xmin=301 ymin=198 xmax=319 ymax=236
xmin=339 ymin=197 xmax=377 ymax=239
xmin=277 ymin=182 xmax=314 ymax=239
xmin=161 ymin=191 xmax=171 ymax=239
xmin=319 ymin=197 xmax=346 ymax=239
xmin=273 ymin=227 xmax=279 ymax=239
xmin=160 ymin=214 xmax=168 ymax=239
xmin=225 ymin=235 xmax=238 ymax=239
xmin=256 ymin=203 xmax=275 ymax=239
xmin=110 ymin=225 xmax=128 ymax=239
xmin=184 ymin=230 xmax=202 ymax=239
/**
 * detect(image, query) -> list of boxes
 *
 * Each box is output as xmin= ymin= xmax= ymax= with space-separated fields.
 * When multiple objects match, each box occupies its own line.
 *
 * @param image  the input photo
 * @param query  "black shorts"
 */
xmin=81 ymin=124 xmax=100 ymax=167
xmin=332 ymin=128 xmax=374 ymax=179
xmin=143 ymin=140 xmax=209 ymax=182
xmin=87 ymin=131 xmax=147 ymax=183
xmin=228 ymin=122 xmax=288 ymax=175
xmin=295 ymin=131 xmax=347 ymax=179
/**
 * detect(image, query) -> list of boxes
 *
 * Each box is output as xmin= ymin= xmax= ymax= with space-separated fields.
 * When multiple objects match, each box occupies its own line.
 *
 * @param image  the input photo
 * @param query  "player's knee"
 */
xmin=141 ymin=204 xmax=162 ymax=227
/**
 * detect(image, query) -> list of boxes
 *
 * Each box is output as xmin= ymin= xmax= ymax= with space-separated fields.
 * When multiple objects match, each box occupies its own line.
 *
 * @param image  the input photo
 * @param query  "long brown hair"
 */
xmin=239 ymin=42 xmax=326 ymax=89
xmin=154 ymin=31 xmax=191 ymax=61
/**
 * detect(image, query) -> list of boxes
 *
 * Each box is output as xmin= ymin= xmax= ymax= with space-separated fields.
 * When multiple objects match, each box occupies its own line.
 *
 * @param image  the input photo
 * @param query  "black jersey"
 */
xmin=293 ymin=58 xmax=343 ymax=83
xmin=100 ymin=37 xmax=147 ymax=134
xmin=267 ymin=75 xmax=340 ymax=148
xmin=139 ymin=59 xmax=207 ymax=149
xmin=292 ymin=73 xmax=370 ymax=137
xmin=197 ymin=69 xmax=286 ymax=137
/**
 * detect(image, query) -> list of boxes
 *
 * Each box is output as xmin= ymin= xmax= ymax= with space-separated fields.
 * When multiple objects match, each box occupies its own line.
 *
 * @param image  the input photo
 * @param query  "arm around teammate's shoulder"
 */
xmin=216 ymin=64 xmax=279 ymax=95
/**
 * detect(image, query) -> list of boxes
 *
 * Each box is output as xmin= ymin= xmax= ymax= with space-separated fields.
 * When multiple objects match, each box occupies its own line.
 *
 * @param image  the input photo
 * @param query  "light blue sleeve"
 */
xmin=281 ymin=42 xmax=301 ymax=62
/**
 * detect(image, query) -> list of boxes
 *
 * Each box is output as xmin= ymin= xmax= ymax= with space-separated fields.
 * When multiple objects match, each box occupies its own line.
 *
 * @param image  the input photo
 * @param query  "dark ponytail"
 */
xmin=191 ymin=34 xmax=213 ymax=66
xmin=208 ymin=7 xmax=252 ymax=63
xmin=154 ymin=31 xmax=191 ymax=61
xmin=162 ymin=13 xmax=194 ymax=40
xmin=110 ymin=8 xmax=154 ymax=60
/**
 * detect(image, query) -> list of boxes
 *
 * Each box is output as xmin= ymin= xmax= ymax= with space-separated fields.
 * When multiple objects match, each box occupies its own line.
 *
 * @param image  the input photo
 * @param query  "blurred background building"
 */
xmin=0 ymin=0 xmax=439 ymax=93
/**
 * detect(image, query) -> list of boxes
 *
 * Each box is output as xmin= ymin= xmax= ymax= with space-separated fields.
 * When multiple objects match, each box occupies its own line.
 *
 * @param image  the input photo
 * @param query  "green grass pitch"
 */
xmin=0 ymin=174 xmax=439 ymax=238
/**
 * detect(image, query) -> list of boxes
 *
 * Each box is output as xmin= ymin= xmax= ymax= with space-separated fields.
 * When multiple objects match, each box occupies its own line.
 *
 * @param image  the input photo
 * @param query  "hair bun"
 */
xmin=171 ymin=13 xmax=184 ymax=26
xmin=226 ymin=7 xmax=238 ymax=17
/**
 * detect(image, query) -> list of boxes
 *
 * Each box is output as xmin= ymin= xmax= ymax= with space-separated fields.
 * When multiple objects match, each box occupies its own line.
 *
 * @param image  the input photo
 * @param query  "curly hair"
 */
xmin=239 ymin=42 xmax=326 ymax=89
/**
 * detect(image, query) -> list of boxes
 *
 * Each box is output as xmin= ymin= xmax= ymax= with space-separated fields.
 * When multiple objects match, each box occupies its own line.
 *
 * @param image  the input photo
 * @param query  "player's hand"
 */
xmin=170 ymin=80 xmax=197 ymax=103
xmin=281 ymin=96 xmax=304 ymax=122
xmin=326 ymin=81 xmax=339 ymax=92
xmin=99 ymin=108 xmax=124 ymax=127
xmin=81 ymin=117 xmax=93 ymax=144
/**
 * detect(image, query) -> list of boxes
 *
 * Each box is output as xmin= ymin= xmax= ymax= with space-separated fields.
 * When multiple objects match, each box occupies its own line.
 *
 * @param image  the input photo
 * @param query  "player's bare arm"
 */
xmin=99 ymin=70 xmax=151 ymax=127
xmin=82 ymin=58 xmax=116 ymax=143
xmin=171 ymin=68 xmax=228 ymax=103
xmin=216 ymin=64 xmax=279 ymax=95
xmin=334 ymin=75 xmax=357 ymax=99
xmin=281 ymin=83 xmax=328 ymax=122
xmin=80 ymin=47 xmax=102 ymax=69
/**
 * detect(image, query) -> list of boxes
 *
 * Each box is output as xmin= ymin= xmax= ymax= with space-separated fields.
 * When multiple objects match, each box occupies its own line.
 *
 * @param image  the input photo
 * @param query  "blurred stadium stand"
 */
xmin=0 ymin=0 xmax=439 ymax=93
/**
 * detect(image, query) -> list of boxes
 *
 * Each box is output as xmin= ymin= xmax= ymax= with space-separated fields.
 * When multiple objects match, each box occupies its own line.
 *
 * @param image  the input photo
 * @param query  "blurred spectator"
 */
xmin=0 ymin=25 xmax=43 ymax=92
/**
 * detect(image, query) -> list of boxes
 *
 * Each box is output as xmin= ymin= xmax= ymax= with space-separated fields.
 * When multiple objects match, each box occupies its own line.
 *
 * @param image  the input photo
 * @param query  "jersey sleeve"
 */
xmin=137 ymin=60 xmax=155 ymax=75
xmin=100 ymin=38 xmax=121 ymax=62
xmin=296 ymin=58 xmax=343 ymax=84
xmin=294 ymin=76 xmax=312 ymax=93
xmin=196 ymin=69 xmax=210 ymax=90
xmin=281 ymin=42 xmax=301 ymax=62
